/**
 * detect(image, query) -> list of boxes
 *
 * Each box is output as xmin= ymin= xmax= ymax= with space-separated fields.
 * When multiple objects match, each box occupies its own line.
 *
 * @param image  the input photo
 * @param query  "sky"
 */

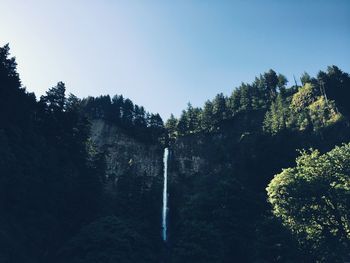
xmin=1 ymin=0 xmax=349 ymax=119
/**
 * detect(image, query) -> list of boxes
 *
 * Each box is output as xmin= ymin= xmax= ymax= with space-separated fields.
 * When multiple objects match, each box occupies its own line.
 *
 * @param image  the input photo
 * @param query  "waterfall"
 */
xmin=162 ymin=148 xmax=169 ymax=242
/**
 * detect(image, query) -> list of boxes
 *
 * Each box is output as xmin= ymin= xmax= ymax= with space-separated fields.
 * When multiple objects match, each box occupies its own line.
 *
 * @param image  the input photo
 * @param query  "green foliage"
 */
xmin=263 ymin=93 xmax=290 ymax=134
xmin=267 ymin=144 xmax=350 ymax=261
xmin=2 ymin=43 xmax=350 ymax=262
xmin=277 ymin=73 xmax=288 ymax=89
xmin=40 ymin=81 xmax=66 ymax=112
xmin=318 ymin=66 xmax=350 ymax=117
xmin=166 ymin=113 xmax=178 ymax=142
xmin=167 ymin=67 xmax=348 ymax=140
xmin=166 ymin=70 xmax=291 ymax=139
xmin=212 ymin=93 xmax=228 ymax=122
xmin=0 ymin=45 xmax=104 ymax=262
xmin=290 ymin=83 xmax=318 ymax=110
xmin=300 ymin=72 xmax=312 ymax=85
xmin=201 ymin=100 xmax=215 ymax=132
xmin=81 ymin=94 xmax=164 ymax=143
xmin=308 ymin=97 xmax=342 ymax=130
xmin=264 ymin=81 xmax=343 ymax=134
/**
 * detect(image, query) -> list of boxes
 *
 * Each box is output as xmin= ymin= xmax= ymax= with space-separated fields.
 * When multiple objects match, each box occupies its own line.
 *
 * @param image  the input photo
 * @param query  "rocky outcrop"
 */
xmin=89 ymin=119 xmax=163 ymax=182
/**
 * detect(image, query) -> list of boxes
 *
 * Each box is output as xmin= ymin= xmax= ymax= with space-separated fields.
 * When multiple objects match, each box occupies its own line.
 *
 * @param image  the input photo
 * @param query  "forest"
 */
xmin=0 ymin=43 xmax=349 ymax=262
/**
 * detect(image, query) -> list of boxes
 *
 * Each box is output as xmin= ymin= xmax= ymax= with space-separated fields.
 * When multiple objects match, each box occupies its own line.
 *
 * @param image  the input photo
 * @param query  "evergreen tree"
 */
xmin=318 ymin=66 xmax=350 ymax=118
xmin=186 ymin=103 xmax=202 ymax=134
xmin=111 ymin=94 xmax=124 ymax=123
xmin=277 ymin=74 xmax=288 ymax=90
xmin=263 ymin=93 xmax=289 ymax=134
xmin=201 ymin=100 xmax=215 ymax=132
xmin=239 ymin=83 xmax=253 ymax=111
xmin=122 ymin=98 xmax=134 ymax=128
xmin=212 ymin=93 xmax=227 ymax=124
xmin=300 ymin=72 xmax=312 ymax=85
xmin=166 ymin=113 xmax=178 ymax=142
xmin=177 ymin=110 xmax=189 ymax=136
xmin=40 ymin=81 xmax=66 ymax=112
xmin=228 ymin=89 xmax=241 ymax=114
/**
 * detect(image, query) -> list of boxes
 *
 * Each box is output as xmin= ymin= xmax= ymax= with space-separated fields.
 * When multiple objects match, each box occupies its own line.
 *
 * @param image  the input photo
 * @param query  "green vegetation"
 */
xmin=165 ymin=66 xmax=348 ymax=139
xmin=1 ymin=43 xmax=350 ymax=262
xmin=165 ymin=65 xmax=350 ymax=262
xmin=0 ymin=44 xmax=163 ymax=263
xmin=267 ymin=145 xmax=350 ymax=262
xmin=81 ymin=95 xmax=165 ymax=143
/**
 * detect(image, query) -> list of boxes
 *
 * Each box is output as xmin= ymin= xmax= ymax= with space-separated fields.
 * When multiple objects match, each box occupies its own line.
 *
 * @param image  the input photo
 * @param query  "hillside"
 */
xmin=1 ymin=44 xmax=350 ymax=262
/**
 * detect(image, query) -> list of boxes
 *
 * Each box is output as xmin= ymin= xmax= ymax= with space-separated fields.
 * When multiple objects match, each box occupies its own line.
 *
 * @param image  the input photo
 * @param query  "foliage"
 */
xmin=167 ymin=67 xmax=348 ymax=139
xmin=0 ymin=44 xmax=163 ymax=262
xmin=2 ymin=43 xmax=350 ymax=262
xmin=319 ymin=66 xmax=350 ymax=118
xmin=165 ymin=70 xmax=288 ymax=137
xmin=81 ymin=95 xmax=165 ymax=143
xmin=267 ymin=144 xmax=350 ymax=262
xmin=0 ymin=44 xmax=105 ymax=262
xmin=264 ymin=80 xmax=343 ymax=134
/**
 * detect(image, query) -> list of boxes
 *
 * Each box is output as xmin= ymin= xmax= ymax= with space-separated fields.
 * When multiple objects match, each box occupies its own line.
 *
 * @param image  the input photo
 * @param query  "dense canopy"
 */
xmin=1 ymin=44 xmax=350 ymax=262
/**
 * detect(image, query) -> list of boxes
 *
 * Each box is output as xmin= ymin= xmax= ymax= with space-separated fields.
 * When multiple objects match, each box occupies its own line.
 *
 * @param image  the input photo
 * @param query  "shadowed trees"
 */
xmin=81 ymin=95 xmax=165 ymax=143
xmin=2 ymin=43 xmax=350 ymax=262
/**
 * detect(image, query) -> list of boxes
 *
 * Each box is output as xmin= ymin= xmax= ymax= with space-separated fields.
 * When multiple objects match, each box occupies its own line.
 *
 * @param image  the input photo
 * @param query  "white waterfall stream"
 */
xmin=162 ymin=148 xmax=169 ymax=242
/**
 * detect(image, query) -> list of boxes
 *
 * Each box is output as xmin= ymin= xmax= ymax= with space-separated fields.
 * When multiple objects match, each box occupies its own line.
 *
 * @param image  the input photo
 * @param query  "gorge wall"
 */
xmin=89 ymin=119 xmax=164 ymax=183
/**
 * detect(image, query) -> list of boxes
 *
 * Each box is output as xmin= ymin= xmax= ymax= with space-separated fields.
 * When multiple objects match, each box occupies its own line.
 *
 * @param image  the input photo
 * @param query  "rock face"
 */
xmin=168 ymin=135 xmax=207 ymax=181
xmin=167 ymin=110 xmax=267 ymax=182
xmin=89 ymin=119 xmax=163 ymax=182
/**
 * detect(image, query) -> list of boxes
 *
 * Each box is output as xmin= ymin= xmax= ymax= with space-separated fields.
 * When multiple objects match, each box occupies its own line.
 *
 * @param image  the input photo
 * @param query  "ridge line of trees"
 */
xmin=166 ymin=66 xmax=350 ymax=140
xmin=81 ymin=95 xmax=165 ymax=144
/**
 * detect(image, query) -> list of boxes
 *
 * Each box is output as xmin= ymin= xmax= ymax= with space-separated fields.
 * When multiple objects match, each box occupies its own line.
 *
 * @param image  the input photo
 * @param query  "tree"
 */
xmin=251 ymin=70 xmax=279 ymax=109
xmin=308 ymin=97 xmax=342 ymax=131
xmin=201 ymin=100 xmax=214 ymax=132
xmin=122 ymin=98 xmax=134 ymax=128
xmin=147 ymin=113 xmax=164 ymax=142
xmin=186 ymin=103 xmax=202 ymax=134
xmin=264 ymin=69 xmax=279 ymax=98
xmin=267 ymin=144 xmax=350 ymax=262
xmin=111 ymin=94 xmax=124 ymax=123
xmin=66 ymin=94 xmax=81 ymax=112
xmin=300 ymin=72 xmax=312 ymax=85
xmin=40 ymin=81 xmax=66 ymax=112
xmin=0 ymin=44 xmax=36 ymax=125
xmin=228 ymin=89 xmax=241 ymax=114
xmin=0 ymin=44 xmax=21 ymax=90
xmin=177 ymin=110 xmax=189 ymax=136
xmin=166 ymin=114 xmax=178 ymax=142
xmin=263 ymin=93 xmax=290 ymax=134
xmin=133 ymin=105 xmax=147 ymax=129
xmin=212 ymin=93 xmax=227 ymax=123
xmin=288 ymin=83 xmax=342 ymax=132
xmin=277 ymin=73 xmax=288 ymax=90
xmin=239 ymin=83 xmax=253 ymax=111
xmin=318 ymin=66 xmax=350 ymax=118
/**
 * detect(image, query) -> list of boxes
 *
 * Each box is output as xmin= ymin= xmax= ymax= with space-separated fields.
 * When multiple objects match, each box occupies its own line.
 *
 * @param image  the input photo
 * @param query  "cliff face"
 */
xmin=89 ymin=119 xmax=163 ymax=182
xmin=168 ymin=134 xmax=207 ymax=181
xmin=168 ymin=110 xmax=267 ymax=182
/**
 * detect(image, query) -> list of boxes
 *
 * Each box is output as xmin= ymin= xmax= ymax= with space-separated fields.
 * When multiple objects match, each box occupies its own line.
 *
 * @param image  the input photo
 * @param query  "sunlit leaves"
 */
xmin=267 ymin=144 xmax=350 ymax=261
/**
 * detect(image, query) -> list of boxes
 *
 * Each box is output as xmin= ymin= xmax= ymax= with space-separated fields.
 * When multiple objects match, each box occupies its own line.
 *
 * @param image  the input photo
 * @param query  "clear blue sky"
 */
xmin=1 ymin=0 xmax=349 ymax=119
